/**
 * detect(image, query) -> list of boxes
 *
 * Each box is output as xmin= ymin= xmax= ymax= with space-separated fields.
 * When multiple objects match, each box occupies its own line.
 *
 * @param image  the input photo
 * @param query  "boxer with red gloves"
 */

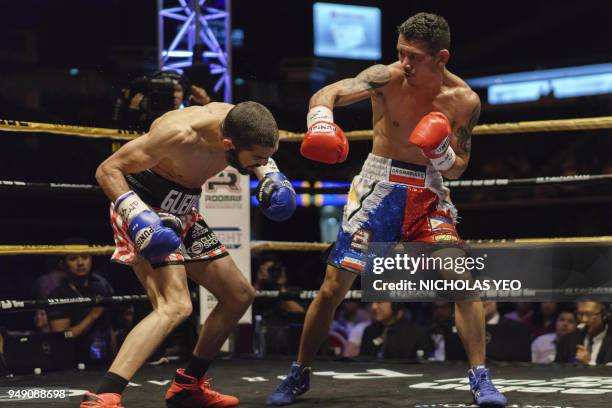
xmin=88 ymin=101 xmax=294 ymax=408
xmin=409 ymin=111 xmax=456 ymax=171
xmin=301 ymin=105 xmax=348 ymax=164
xmin=270 ymin=12 xmax=506 ymax=408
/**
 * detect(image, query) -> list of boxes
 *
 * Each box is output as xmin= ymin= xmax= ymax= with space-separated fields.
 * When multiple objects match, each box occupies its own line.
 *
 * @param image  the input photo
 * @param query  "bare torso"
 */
xmin=150 ymin=102 xmax=233 ymax=188
xmin=371 ymin=62 xmax=474 ymax=164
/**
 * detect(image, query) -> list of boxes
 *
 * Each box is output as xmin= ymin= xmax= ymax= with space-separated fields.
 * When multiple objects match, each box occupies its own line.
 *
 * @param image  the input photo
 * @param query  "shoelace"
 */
xmin=276 ymin=370 xmax=301 ymax=394
xmin=197 ymin=378 xmax=222 ymax=398
xmin=474 ymin=371 xmax=498 ymax=395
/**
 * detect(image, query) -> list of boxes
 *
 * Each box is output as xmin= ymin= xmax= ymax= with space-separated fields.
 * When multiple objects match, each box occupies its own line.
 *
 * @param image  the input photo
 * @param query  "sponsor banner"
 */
xmin=361 ymin=242 xmax=612 ymax=301
xmin=389 ymin=164 xmax=426 ymax=186
xmin=199 ymin=166 xmax=251 ymax=349
xmin=203 ymin=169 xmax=243 ymax=209
xmin=214 ymin=227 xmax=243 ymax=250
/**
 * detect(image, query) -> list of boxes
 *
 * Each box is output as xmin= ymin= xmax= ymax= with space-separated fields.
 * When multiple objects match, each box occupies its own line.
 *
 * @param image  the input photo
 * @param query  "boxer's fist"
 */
xmin=256 ymin=172 xmax=296 ymax=222
xmin=254 ymin=159 xmax=296 ymax=222
xmin=301 ymin=106 xmax=349 ymax=164
xmin=115 ymin=191 xmax=181 ymax=263
xmin=409 ymin=112 xmax=456 ymax=171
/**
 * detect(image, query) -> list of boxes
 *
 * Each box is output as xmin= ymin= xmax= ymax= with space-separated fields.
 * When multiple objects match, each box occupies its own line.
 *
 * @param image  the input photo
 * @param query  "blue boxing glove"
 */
xmin=254 ymin=159 xmax=296 ymax=222
xmin=115 ymin=191 xmax=182 ymax=263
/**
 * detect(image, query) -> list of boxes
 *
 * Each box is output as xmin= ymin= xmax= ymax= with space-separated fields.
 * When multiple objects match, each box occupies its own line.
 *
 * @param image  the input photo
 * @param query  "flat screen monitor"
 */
xmin=313 ymin=2 xmax=381 ymax=60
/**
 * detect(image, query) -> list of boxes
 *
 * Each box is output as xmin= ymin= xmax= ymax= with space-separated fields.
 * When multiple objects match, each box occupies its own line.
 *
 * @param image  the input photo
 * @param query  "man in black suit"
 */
xmin=556 ymin=301 xmax=612 ymax=365
xmin=360 ymin=302 xmax=433 ymax=359
xmin=482 ymin=301 xmax=531 ymax=362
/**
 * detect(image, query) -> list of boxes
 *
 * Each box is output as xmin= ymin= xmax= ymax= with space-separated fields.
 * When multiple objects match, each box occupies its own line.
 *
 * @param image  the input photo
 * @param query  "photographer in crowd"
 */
xmin=111 ymin=70 xmax=211 ymax=131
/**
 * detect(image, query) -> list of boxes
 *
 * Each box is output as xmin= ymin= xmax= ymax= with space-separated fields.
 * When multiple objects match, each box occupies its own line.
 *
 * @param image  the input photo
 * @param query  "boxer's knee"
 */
xmin=223 ymin=281 xmax=255 ymax=313
xmin=319 ymin=271 xmax=351 ymax=308
xmin=157 ymin=297 xmax=193 ymax=328
xmin=237 ymin=282 xmax=256 ymax=309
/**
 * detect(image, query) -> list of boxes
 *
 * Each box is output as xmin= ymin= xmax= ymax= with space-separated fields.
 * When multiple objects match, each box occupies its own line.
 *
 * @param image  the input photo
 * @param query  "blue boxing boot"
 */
xmin=468 ymin=366 xmax=507 ymax=407
xmin=266 ymin=362 xmax=311 ymax=406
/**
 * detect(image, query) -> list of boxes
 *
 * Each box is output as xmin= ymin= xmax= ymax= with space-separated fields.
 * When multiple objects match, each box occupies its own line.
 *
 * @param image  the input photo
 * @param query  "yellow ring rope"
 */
xmin=2 ymin=116 xmax=612 ymax=142
xmin=1 ymin=236 xmax=611 ymax=256
xmin=0 ymin=120 xmax=142 ymax=141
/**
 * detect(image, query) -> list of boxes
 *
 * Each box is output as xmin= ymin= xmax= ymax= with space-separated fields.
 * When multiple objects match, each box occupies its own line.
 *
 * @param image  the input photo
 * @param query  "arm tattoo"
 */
xmin=332 ymin=65 xmax=391 ymax=105
xmin=356 ymin=64 xmax=392 ymax=90
xmin=456 ymin=103 xmax=480 ymax=155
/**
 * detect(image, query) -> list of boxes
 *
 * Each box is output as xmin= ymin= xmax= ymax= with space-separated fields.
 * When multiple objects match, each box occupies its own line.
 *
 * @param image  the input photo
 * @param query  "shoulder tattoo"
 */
xmin=455 ymin=103 xmax=481 ymax=154
xmin=357 ymin=64 xmax=392 ymax=90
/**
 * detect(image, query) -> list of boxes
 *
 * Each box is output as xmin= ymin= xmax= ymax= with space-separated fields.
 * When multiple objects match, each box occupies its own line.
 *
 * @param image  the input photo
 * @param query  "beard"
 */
xmin=225 ymin=149 xmax=250 ymax=175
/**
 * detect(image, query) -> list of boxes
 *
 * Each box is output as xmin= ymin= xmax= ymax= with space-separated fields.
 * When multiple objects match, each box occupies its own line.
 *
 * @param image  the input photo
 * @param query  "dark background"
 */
xmin=0 ymin=0 xmax=611 ymax=300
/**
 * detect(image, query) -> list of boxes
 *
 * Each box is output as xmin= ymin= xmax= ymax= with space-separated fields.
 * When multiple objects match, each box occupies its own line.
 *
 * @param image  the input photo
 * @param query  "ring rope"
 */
xmin=1 ymin=236 xmax=610 ymax=256
xmin=0 ymin=245 xmax=115 ymax=256
xmin=0 ymin=119 xmax=142 ymax=141
xmin=0 ymin=290 xmax=363 ymax=312
xmin=2 ymin=173 xmax=610 ymax=195
xmin=279 ymin=116 xmax=612 ymax=142
xmin=0 ymin=295 xmax=150 ymax=311
xmin=250 ymin=236 xmax=612 ymax=252
xmin=2 ymin=116 xmax=612 ymax=142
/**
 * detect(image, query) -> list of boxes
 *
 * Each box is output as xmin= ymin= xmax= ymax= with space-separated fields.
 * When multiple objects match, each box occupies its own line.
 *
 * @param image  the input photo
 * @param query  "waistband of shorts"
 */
xmin=125 ymin=170 xmax=201 ymax=215
xmin=360 ymin=153 xmax=429 ymax=186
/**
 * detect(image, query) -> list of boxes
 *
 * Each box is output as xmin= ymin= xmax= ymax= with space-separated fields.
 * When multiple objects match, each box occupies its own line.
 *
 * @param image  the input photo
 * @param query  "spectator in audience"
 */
xmin=504 ymin=302 xmax=534 ymax=328
xmin=46 ymin=246 xmax=116 ymax=364
xmin=33 ymin=257 xmax=67 ymax=299
xmin=253 ymin=255 xmax=305 ymax=354
xmin=0 ymin=308 xmax=55 ymax=375
xmin=360 ymin=302 xmax=432 ymax=359
xmin=556 ymin=301 xmax=612 ymax=365
xmin=253 ymin=255 xmax=305 ymax=315
xmin=33 ymin=264 xmax=65 ymax=299
xmin=113 ymin=305 xmax=135 ymax=349
xmin=484 ymin=301 xmax=531 ymax=361
xmin=33 ymin=309 xmax=51 ymax=334
xmin=330 ymin=301 xmax=371 ymax=358
xmin=2 ymin=309 xmax=52 ymax=337
xmin=531 ymin=302 xmax=559 ymax=338
xmin=532 ymin=309 xmax=577 ymax=363
xmin=34 ymin=238 xmax=113 ymax=299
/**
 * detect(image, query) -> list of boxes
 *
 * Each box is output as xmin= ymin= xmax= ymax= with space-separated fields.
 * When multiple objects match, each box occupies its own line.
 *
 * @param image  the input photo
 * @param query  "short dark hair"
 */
xmin=397 ymin=12 xmax=450 ymax=54
xmin=222 ymin=101 xmax=278 ymax=149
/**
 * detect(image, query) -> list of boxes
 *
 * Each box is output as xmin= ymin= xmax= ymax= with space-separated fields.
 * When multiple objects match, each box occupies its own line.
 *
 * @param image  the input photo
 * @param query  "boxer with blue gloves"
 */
xmin=113 ymin=190 xmax=182 ymax=264
xmin=88 ymin=101 xmax=295 ymax=408
xmin=254 ymin=158 xmax=296 ymax=222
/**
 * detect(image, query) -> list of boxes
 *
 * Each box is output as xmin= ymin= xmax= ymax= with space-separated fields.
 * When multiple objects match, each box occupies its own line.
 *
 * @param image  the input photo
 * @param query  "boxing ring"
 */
xmin=2 ymin=359 xmax=612 ymax=407
xmin=1 ymin=116 xmax=612 ymax=407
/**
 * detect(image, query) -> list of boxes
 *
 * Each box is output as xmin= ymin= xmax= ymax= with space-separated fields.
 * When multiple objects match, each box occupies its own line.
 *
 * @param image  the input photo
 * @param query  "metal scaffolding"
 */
xmin=158 ymin=0 xmax=231 ymax=102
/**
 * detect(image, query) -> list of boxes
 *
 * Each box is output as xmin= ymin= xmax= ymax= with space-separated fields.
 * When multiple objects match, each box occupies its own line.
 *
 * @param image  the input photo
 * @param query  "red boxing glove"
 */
xmin=408 ymin=112 xmax=456 ymax=171
xmin=301 ymin=106 xmax=349 ymax=164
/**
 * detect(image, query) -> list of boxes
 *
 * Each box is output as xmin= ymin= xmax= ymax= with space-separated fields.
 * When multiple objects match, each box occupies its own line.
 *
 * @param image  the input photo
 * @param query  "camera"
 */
xmin=112 ymin=70 xmax=191 ymax=130
xmin=136 ymin=76 xmax=176 ymax=118
xmin=131 ymin=71 xmax=191 ymax=118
